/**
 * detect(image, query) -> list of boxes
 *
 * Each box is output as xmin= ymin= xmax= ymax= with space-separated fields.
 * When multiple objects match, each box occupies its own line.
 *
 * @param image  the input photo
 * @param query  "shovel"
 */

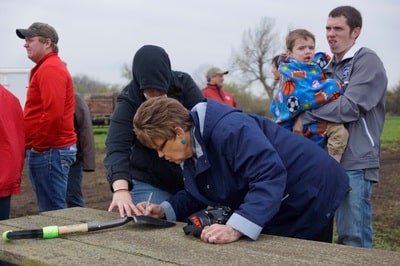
xmin=2 ymin=215 xmax=175 ymax=241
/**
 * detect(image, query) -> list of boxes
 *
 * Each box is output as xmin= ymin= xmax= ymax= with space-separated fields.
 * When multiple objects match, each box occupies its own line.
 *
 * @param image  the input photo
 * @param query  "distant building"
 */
xmin=0 ymin=68 xmax=30 ymax=108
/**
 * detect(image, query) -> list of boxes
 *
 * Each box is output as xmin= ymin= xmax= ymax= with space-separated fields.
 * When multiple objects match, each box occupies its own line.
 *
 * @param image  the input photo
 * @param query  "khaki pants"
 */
xmin=326 ymin=123 xmax=349 ymax=162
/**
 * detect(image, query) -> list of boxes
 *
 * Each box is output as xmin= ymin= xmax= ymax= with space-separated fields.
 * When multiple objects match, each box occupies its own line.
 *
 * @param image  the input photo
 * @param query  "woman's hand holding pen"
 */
xmin=137 ymin=201 xmax=165 ymax=219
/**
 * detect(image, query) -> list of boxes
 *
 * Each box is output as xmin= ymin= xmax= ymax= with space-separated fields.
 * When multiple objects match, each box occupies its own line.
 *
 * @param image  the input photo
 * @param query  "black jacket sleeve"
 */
xmin=170 ymin=71 xmax=205 ymax=109
xmin=103 ymin=83 xmax=140 ymax=191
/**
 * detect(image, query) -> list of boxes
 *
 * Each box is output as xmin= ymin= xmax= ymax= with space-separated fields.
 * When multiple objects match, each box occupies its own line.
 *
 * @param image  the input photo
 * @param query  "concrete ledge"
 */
xmin=1 ymin=208 xmax=399 ymax=265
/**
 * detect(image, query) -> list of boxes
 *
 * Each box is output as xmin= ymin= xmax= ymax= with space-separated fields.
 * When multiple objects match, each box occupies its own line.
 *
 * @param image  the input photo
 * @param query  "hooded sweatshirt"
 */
xmin=104 ymin=45 xmax=204 ymax=192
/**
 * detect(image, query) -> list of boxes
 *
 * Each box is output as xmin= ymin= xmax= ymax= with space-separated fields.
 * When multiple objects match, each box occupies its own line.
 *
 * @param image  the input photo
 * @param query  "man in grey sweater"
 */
xmin=295 ymin=6 xmax=387 ymax=248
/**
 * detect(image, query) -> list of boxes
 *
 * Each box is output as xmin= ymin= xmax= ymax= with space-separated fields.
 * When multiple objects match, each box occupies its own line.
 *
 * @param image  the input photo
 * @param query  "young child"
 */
xmin=270 ymin=29 xmax=348 ymax=162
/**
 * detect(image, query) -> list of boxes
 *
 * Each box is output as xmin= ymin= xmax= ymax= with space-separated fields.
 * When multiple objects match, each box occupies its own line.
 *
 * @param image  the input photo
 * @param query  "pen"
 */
xmin=145 ymin=192 xmax=153 ymax=215
xmin=281 ymin=194 xmax=290 ymax=201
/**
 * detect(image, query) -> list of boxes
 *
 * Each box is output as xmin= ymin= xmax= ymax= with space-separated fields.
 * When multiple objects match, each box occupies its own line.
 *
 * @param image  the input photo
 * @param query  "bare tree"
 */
xmin=231 ymin=17 xmax=281 ymax=99
xmin=121 ymin=62 xmax=133 ymax=81
xmin=386 ymin=82 xmax=400 ymax=116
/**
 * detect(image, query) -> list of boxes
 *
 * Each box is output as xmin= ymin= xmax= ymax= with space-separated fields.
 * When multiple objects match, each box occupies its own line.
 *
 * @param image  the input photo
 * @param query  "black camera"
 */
xmin=183 ymin=206 xmax=233 ymax=237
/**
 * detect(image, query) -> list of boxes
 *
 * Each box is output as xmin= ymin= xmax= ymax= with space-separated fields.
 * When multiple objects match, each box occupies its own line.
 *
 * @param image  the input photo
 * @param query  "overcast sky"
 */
xmin=1 ymin=0 xmax=399 ymax=106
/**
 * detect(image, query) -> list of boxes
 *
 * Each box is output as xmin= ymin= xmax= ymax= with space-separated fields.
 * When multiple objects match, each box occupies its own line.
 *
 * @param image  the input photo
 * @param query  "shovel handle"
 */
xmin=3 ymin=226 xmax=59 ymax=240
xmin=2 ymin=217 xmax=133 ymax=241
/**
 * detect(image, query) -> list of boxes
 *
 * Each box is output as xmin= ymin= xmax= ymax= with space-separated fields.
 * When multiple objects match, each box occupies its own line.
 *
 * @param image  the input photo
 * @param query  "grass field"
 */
xmin=381 ymin=116 xmax=400 ymax=152
xmin=93 ymin=125 xmax=108 ymax=149
xmin=94 ymin=116 xmax=400 ymax=151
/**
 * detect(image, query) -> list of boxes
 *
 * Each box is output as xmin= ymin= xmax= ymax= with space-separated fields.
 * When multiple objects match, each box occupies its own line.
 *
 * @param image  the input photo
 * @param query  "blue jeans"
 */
xmin=335 ymin=170 xmax=373 ymax=248
xmin=66 ymin=160 xmax=85 ymax=208
xmin=26 ymin=145 xmax=76 ymax=212
xmin=0 ymin=196 xmax=11 ymax=220
xmin=131 ymin=179 xmax=173 ymax=205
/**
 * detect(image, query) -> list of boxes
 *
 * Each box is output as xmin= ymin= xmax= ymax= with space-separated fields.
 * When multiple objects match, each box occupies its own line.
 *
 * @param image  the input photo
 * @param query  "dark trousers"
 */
xmin=0 ymin=196 xmax=11 ymax=220
xmin=66 ymin=161 xmax=85 ymax=208
xmin=313 ymin=218 xmax=334 ymax=243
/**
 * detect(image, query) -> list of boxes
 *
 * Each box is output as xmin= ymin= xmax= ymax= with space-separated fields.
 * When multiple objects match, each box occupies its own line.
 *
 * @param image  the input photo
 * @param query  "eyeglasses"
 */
xmin=157 ymin=139 xmax=168 ymax=152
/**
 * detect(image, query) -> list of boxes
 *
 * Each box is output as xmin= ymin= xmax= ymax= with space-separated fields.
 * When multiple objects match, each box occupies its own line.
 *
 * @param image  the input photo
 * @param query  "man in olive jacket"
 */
xmin=66 ymin=93 xmax=95 ymax=207
xmin=105 ymin=45 xmax=204 ymax=217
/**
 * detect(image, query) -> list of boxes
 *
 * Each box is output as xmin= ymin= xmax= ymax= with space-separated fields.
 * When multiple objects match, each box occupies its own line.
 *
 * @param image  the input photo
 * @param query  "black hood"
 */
xmin=132 ymin=45 xmax=172 ymax=93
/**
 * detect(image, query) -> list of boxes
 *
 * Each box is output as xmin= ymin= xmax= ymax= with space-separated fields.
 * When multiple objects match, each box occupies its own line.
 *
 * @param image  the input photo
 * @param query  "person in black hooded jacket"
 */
xmin=104 ymin=45 xmax=204 ymax=217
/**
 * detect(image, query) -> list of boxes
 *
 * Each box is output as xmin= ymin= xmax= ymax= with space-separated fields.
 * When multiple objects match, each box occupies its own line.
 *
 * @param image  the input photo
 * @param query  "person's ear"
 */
xmin=175 ymin=127 xmax=187 ymax=144
xmin=352 ymin=27 xmax=361 ymax=40
xmin=44 ymin=38 xmax=52 ymax=47
xmin=175 ymin=127 xmax=184 ymax=137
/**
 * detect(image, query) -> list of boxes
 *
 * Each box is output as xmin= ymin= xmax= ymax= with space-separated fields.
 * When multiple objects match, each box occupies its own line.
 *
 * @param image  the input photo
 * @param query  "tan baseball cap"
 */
xmin=16 ymin=22 xmax=59 ymax=44
xmin=206 ymin=67 xmax=229 ymax=80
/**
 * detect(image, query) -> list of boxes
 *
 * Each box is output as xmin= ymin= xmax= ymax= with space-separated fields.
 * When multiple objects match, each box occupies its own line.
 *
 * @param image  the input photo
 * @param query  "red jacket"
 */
xmin=24 ymin=52 xmax=76 ymax=151
xmin=202 ymin=84 xmax=237 ymax=107
xmin=0 ymin=85 xmax=25 ymax=197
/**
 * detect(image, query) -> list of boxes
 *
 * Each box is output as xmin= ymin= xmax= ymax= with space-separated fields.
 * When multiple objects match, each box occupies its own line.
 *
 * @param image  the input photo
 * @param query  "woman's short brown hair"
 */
xmin=133 ymin=97 xmax=192 ymax=149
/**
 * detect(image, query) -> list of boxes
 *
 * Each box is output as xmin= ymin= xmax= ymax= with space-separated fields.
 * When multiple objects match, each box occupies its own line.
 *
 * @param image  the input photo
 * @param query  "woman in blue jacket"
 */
xmin=133 ymin=97 xmax=349 ymax=244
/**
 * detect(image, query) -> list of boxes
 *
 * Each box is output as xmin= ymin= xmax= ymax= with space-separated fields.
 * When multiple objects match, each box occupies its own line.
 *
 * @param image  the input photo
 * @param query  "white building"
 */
xmin=0 ymin=68 xmax=30 ymax=108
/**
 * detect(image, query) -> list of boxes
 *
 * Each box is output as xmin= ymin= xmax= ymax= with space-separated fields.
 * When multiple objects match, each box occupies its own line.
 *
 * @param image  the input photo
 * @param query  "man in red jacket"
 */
xmin=202 ymin=67 xmax=237 ymax=107
xmin=0 ymin=85 xmax=25 ymax=220
xmin=16 ymin=22 xmax=77 ymax=212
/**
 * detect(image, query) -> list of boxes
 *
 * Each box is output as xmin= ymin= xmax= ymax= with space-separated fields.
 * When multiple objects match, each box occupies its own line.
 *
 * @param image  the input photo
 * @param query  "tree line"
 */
xmin=73 ymin=16 xmax=400 ymax=117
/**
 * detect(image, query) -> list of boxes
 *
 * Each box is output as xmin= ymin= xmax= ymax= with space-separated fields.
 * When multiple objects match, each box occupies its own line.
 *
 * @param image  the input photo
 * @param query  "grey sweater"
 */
xmin=301 ymin=45 xmax=387 ymax=181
